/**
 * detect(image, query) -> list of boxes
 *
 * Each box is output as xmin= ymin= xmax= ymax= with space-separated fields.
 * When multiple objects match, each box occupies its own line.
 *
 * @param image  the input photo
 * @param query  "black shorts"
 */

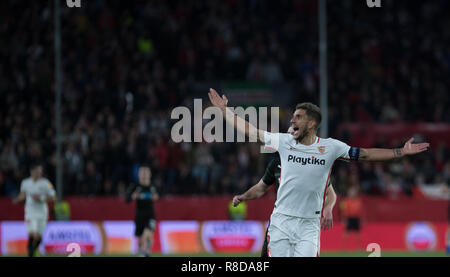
xmin=134 ymin=213 xmax=156 ymax=236
xmin=346 ymin=217 xmax=360 ymax=232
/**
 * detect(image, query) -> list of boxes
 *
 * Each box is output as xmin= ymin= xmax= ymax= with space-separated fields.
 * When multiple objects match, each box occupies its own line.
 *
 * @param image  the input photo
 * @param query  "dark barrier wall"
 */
xmin=0 ymin=196 xmax=447 ymax=222
xmin=337 ymin=123 xmax=450 ymax=148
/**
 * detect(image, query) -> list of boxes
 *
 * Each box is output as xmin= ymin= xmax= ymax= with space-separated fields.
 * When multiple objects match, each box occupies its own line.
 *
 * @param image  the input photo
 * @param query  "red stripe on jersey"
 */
xmin=338 ymin=157 xmax=351 ymax=161
xmin=317 ymin=137 xmax=320 ymax=143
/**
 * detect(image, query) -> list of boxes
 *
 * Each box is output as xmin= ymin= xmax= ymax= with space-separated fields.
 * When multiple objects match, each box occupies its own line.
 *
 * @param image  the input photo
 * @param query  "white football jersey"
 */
xmin=264 ymin=132 xmax=351 ymax=218
xmin=20 ymin=177 xmax=55 ymax=220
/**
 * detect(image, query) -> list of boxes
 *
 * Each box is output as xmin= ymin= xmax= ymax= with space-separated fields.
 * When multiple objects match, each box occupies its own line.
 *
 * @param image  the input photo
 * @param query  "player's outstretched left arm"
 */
xmin=359 ymin=138 xmax=429 ymax=161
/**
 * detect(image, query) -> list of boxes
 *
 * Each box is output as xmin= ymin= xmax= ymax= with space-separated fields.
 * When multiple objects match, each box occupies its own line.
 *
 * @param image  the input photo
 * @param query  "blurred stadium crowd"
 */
xmin=0 ymin=0 xmax=449 ymax=198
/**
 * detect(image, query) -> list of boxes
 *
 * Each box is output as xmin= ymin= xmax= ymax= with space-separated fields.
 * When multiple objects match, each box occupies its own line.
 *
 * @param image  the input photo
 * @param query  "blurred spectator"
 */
xmin=340 ymin=185 xmax=363 ymax=250
xmin=0 ymin=0 xmax=449 ymax=198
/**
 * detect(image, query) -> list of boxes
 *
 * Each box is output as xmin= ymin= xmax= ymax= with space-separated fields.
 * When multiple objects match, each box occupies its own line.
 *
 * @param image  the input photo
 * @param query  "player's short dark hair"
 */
xmin=295 ymin=103 xmax=322 ymax=130
xmin=29 ymin=160 xmax=43 ymax=171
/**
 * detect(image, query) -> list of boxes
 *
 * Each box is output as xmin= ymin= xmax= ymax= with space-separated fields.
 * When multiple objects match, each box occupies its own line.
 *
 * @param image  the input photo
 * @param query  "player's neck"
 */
xmin=298 ymin=132 xmax=317 ymax=146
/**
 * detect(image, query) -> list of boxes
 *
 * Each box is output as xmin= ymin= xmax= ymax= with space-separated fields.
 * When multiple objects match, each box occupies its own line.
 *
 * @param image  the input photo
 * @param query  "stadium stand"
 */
xmin=0 ymin=0 xmax=449 ymax=200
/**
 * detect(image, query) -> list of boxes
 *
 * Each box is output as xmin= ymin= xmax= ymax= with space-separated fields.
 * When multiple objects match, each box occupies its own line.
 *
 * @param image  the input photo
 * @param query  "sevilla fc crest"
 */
xmin=318 ymin=146 xmax=325 ymax=154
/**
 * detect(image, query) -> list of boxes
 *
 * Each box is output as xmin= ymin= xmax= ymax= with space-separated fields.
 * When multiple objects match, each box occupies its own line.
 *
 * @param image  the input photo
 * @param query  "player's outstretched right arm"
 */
xmin=208 ymin=88 xmax=266 ymax=143
xmin=233 ymin=180 xmax=271 ymax=207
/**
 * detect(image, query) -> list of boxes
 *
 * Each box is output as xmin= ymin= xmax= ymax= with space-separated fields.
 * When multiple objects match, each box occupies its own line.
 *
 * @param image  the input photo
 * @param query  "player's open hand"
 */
xmin=402 ymin=137 xmax=430 ymax=156
xmin=321 ymin=207 xmax=333 ymax=231
xmin=208 ymin=88 xmax=228 ymax=112
xmin=232 ymin=195 xmax=243 ymax=207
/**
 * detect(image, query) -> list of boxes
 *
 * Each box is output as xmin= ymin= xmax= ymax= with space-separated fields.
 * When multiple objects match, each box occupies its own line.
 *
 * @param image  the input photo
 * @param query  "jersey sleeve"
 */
xmin=47 ymin=181 xmax=56 ymax=197
xmin=264 ymin=132 xmax=290 ymax=152
xmin=262 ymin=158 xmax=279 ymax=186
xmin=263 ymin=131 xmax=280 ymax=151
xmin=333 ymin=139 xmax=352 ymax=162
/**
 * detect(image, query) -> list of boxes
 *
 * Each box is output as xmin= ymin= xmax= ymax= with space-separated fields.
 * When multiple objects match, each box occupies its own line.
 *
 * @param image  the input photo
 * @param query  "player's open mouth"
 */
xmin=292 ymin=126 xmax=300 ymax=137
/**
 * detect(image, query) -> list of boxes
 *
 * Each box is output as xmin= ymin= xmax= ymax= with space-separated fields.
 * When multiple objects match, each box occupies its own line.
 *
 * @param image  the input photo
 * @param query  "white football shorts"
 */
xmin=267 ymin=212 xmax=321 ymax=257
xmin=26 ymin=218 xmax=47 ymax=236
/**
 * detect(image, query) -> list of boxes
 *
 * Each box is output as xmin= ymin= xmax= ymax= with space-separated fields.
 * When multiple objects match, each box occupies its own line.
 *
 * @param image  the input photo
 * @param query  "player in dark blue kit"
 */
xmin=126 ymin=165 xmax=159 ymax=257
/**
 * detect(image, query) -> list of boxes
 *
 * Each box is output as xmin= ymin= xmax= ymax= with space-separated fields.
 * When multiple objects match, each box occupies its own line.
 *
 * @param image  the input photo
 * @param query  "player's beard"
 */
xmin=295 ymin=127 xmax=310 ymax=144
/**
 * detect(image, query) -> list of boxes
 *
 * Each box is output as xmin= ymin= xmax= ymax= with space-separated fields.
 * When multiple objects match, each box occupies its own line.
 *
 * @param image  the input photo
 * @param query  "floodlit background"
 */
xmin=0 ymin=0 xmax=449 ymax=257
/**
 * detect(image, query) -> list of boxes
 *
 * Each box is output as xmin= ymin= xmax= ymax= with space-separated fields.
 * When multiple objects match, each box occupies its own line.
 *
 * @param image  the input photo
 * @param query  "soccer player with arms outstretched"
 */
xmin=208 ymin=88 xmax=429 ymax=257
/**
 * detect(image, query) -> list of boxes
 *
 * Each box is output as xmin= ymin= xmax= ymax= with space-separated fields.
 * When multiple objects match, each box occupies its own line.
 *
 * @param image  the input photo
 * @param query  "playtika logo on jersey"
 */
xmin=287 ymin=155 xmax=326 ymax=166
